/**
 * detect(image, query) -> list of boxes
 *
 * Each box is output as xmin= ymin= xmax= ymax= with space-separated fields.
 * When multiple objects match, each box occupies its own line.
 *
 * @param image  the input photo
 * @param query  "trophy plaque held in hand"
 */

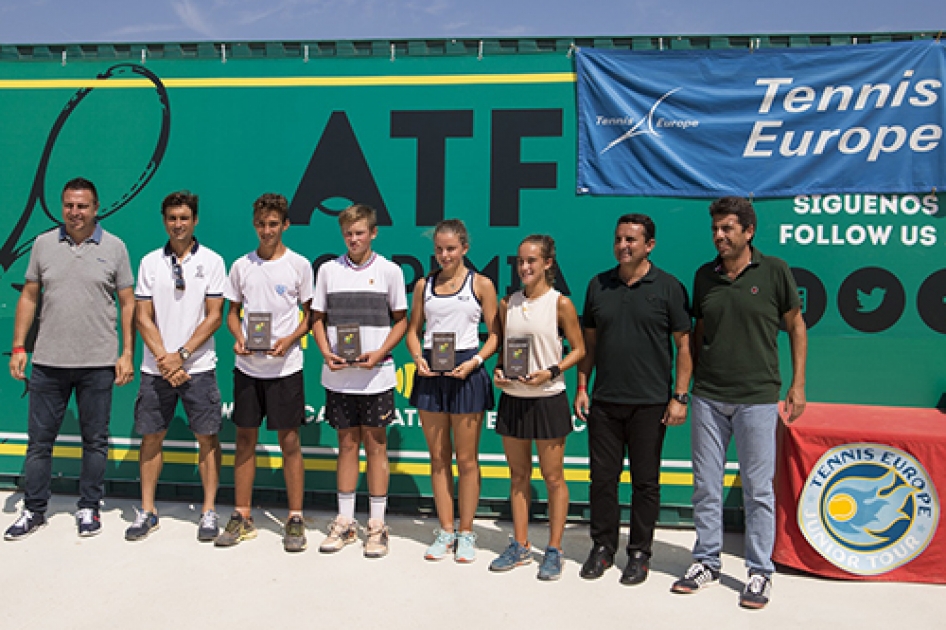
xmin=246 ymin=312 xmax=273 ymax=351
xmin=336 ymin=323 xmax=362 ymax=363
xmin=431 ymin=332 xmax=456 ymax=372
xmin=505 ymin=337 xmax=531 ymax=379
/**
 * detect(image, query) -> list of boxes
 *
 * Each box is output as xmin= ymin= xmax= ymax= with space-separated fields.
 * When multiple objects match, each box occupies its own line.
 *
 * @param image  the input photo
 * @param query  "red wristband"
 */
xmin=577 ymin=385 xmax=587 ymax=392
xmin=11 ymin=347 xmax=26 ymax=355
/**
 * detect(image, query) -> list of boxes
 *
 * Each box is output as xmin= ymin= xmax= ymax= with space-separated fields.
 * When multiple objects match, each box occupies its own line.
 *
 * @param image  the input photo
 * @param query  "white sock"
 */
xmin=369 ymin=495 xmax=387 ymax=523
xmin=338 ymin=492 xmax=356 ymax=522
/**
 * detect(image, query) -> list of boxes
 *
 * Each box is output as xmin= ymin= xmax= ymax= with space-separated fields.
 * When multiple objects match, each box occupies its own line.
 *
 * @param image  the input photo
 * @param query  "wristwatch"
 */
xmin=178 ymin=347 xmax=192 ymax=362
xmin=672 ymin=392 xmax=690 ymax=405
xmin=547 ymin=365 xmax=562 ymax=379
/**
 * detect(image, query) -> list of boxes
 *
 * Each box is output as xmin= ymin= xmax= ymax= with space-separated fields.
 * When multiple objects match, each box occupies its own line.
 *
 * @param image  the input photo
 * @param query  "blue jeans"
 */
xmin=690 ymin=395 xmax=777 ymax=576
xmin=23 ymin=364 xmax=114 ymax=513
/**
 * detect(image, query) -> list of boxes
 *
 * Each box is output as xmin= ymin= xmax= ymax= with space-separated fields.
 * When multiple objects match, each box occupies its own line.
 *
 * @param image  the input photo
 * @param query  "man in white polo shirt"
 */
xmin=125 ymin=191 xmax=226 ymax=543
xmin=216 ymin=193 xmax=314 ymax=553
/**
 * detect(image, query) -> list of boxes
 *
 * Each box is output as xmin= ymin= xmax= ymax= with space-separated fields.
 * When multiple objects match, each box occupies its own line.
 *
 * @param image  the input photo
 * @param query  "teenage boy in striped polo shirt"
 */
xmin=312 ymin=204 xmax=407 ymax=559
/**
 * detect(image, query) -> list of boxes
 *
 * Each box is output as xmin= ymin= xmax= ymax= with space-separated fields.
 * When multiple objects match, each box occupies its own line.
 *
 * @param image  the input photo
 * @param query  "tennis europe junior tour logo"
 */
xmin=798 ymin=443 xmax=939 ymax=576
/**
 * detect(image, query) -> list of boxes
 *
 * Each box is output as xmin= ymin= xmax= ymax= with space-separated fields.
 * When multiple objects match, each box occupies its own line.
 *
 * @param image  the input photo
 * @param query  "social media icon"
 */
xmin=838 ymin=268 xmax=904 ymax=333
xmin=856 ymin=287 xmax=886 ymax=313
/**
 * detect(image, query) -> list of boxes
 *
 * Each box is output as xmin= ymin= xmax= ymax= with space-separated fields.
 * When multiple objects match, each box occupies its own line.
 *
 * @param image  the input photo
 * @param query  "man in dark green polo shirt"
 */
xmin=671 ymin=196 xmax=807 ymax=610
xmin=575 ymin=213 xmax=692 ymax=585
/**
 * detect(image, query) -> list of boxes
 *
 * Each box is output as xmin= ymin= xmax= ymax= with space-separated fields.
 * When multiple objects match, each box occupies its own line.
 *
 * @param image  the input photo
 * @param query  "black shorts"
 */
xmin=134 ymin=371 xmax=222 ymax=436
xmin=325 ymin=389 xmax=396 ymax=430
xmin=495 ymin=391 xmax=573 ymax=440
xmin=232 ymin=368 xmax=305 ymax=431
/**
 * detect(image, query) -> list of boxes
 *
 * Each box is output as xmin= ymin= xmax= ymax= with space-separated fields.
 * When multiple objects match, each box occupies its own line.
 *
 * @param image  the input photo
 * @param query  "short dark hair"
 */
xmin=62 ymin=177 xmax=98 ymax=205
xmin=253 ymin=193 xmax=289 ymax=222
xmin=161 ymin=191 xmax=198 ymax=218
xmin=709 ymin=196 xmax=757 ymax=235
xmin=616 ymin=213 xmax=656 ymax=241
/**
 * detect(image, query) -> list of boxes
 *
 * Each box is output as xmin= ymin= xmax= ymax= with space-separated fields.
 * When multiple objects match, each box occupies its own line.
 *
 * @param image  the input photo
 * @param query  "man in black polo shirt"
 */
xmin=575 ymin=213 xmax=692 ymax=585
xmin=671 ymin=196 xmax=807 ymax=610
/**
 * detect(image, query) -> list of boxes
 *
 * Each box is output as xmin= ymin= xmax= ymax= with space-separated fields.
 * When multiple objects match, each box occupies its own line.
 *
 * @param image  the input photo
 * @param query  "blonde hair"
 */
xmin=338 ymin=203 xmax=377 ymax=230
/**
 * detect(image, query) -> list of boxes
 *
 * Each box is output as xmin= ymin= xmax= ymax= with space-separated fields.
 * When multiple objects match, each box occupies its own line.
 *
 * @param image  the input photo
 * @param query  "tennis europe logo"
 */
xmin=798 ymin=443 xmax=939 ymax=576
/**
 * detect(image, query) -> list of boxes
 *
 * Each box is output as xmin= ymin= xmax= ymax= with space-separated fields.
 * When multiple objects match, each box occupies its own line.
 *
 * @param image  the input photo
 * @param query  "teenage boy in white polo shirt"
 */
xmin=216 ymin=193 xmax=314 ymax=553
xmin=126 ymin=191 xmax=226 ymax=543
xmin=312 ymin=204 xmax=407 ymax=558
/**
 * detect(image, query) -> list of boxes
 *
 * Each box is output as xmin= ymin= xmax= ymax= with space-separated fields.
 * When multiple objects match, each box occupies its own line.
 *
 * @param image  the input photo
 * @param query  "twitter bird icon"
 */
xmin=856 ymin=287 xmax=886 ymax=313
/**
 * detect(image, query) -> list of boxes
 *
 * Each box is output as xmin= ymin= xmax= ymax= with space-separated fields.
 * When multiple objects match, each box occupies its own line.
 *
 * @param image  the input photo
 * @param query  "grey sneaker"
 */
xmin=489 ymin=538 xmax=532 ymax=572
xmin=214 ymin=511 xmax=257 ymax=547
xmin=283 ymin=515 xmax=307 ymax=553
xmin=125 ymin=509 xmax=159 ymax=541
xmin=197 ymin=510 xmax=219 ymax=542
xmin=537 ymin=546 xmax=564 ymax=581
xmin=364 ymin=519 xmax=389 ymax=558
xmin=4 ymin=510 xmax=46 ymax=541
xmin=671 ymin=562 xmax=720 ymax=593
xmin=739 ymin=573 xmax=772 ymax=609
xmin=319 ymin=516 xmax=358 ymax=553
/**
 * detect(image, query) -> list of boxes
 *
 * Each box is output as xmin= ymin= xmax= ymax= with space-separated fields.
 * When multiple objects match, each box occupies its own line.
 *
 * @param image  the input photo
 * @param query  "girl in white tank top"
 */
xmin=406 ymin=220 xmax=499 ymax=563
xmin=490 ymin=234 xmax=585 ymax=580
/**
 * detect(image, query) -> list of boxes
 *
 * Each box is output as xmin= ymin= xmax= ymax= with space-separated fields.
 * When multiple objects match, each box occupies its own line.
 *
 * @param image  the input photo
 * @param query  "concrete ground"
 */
xmin=0 ymin=490 xmax=942 ymax=630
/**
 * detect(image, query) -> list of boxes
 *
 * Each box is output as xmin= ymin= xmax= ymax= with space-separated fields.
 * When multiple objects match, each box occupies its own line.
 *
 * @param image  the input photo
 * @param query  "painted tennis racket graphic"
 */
xmin=0 ymin=62 xmax=171 ymax=273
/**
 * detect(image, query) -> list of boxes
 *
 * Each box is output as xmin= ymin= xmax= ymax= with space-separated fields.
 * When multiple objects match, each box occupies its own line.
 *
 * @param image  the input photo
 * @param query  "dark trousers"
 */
xmin=23 ymin=364 xmax=114 ymax=513
xmin=588 ymin=401 xmax=667 ymax=557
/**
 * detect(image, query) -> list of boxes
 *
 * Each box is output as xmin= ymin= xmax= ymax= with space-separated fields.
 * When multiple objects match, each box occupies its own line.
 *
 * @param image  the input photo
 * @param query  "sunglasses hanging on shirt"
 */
xmin=171 ymin=256 xmax=185 ymax=291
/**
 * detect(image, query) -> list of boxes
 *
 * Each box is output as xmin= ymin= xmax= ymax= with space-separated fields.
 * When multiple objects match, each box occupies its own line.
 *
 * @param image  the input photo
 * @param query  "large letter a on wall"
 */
xmin=288 ymin=111 xmax=392 ymax=226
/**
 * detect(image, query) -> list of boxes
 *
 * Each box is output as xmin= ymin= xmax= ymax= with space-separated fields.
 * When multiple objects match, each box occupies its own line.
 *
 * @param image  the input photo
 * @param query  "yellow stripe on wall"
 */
xmin=0 ymin=444 xmax=742 ymax=488
xmin=0 ymin=73 xmax=577 ymax=91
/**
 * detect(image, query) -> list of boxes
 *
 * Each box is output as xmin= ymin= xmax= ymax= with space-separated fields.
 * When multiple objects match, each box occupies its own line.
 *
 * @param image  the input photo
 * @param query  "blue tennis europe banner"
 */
xmin=576 ymin=41 xmax=946 ymax=198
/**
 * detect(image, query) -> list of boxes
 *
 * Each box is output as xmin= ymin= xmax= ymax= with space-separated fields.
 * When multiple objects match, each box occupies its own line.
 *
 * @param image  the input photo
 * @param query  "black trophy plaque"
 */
xmin=246 ymin=312 xmax=272 ymax=351
xmin=431 ymin=332 xmax=456 ymax=372
xmin=505 ymin=337 xmax=531 ymax=379
xmin=336 ymin=323 xmax=362 ymax=363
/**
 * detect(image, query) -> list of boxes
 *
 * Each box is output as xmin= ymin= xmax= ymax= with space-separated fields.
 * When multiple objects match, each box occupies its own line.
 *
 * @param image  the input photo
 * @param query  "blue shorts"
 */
xmin=409 ymin=348 xmax=495 ymax=414
xmin=134 ymin=371 xmax=222 ymax=436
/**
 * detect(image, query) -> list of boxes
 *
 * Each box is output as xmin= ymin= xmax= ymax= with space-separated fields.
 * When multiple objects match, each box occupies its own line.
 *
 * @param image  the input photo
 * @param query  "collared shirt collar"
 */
xmin=608 ymin=261 xmax=657 ymax=286
xmin=712 ymin=246 xmax=763 ymax=275
xmin=163 ymin=238 xmax=200 ymax=259
xmin=59 ymin=221 xmax=103 ymax=245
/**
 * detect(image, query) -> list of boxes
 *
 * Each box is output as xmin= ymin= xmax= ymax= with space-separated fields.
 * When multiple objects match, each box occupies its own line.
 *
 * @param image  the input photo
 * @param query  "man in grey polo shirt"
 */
xmin=5 ymin=177 xmax=135 ymax=540
xmin=124 ymin=191 xmax=226 ymax=543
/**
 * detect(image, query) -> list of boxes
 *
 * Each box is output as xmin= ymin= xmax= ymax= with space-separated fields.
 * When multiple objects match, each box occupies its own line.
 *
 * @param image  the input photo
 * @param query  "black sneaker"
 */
xmin=671 ymin=562 xmax=720 ymax=593
xmin=76 ymin=508 xmax=102 ymax=537
xmin=619 ymin=550 xmax=650 ymax=585
xmin=125 ymin=510 xmax=159 ymax=541
xmin=739 ymin=573 xmax=772 ymax=609
xmin=4 ymin=510 xmax=47 ymax=541
xmin=579 ymin=544 xmax=614 ymax=580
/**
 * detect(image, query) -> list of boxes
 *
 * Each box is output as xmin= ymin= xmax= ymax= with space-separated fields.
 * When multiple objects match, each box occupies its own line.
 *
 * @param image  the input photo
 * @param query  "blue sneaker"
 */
xmin=125 ymin=509 xmax=159 ymax=541
xmin=424 ymin=528 xmax=456 ymax=561
xmin=537 ymin=546 xmax=564 ymax=581
xmin=4 ymin=510 xmax=46 ymax=541
xmin=455 ymin=531 xmax=477 ymax=564
xmin=76 ymin=508 xmax=102 ymax=538
xmin=489 ymin=538 xmax=531 ymax=572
